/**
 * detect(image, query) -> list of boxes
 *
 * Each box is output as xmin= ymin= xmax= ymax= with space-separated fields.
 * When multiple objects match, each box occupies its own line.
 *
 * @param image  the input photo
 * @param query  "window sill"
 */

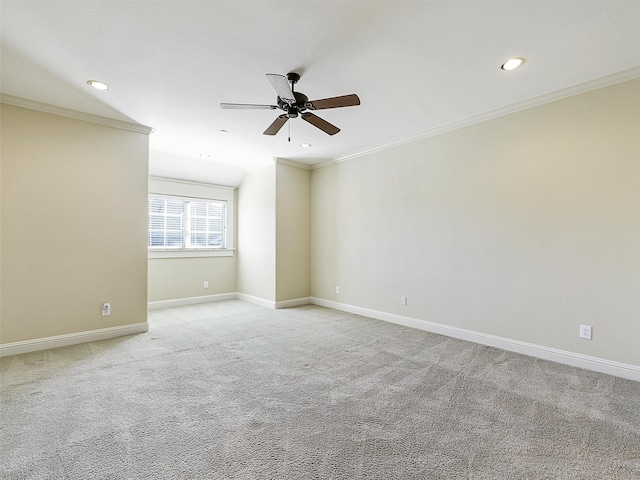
xmin=148 ymin=249 xmax=235 ymax=259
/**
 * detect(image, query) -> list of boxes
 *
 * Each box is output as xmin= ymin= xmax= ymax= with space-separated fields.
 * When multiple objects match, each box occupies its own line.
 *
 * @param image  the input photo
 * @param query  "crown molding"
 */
xmin=148 ymin=175 xmax=236 ymax=191
xmin=0 ymin=94 xmax=153 ymax=135
xmin=274 ymin=157 xmax=313 ymax=170
xmin=314 ymin=66 xmax=640 ymax=170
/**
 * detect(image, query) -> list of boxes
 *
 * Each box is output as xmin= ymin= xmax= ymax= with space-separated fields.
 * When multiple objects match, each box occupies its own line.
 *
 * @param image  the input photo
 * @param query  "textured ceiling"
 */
xmin=2 ymin=1 xmax=639 ymax=186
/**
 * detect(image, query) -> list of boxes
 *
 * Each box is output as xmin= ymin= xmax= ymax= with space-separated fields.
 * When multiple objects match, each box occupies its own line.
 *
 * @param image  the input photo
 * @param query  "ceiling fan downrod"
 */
xmin=286 ymin=72 xmax=300 ymax=88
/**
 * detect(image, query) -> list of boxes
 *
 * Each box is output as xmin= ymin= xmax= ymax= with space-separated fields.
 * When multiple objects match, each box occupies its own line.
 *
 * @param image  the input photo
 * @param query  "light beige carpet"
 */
xmin=1 ymin=300 xmax=639 ymax=479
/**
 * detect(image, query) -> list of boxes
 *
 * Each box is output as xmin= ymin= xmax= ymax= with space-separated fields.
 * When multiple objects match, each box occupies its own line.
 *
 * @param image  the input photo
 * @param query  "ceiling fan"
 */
xmin=220 ymin=72 xmax=360 ymax=137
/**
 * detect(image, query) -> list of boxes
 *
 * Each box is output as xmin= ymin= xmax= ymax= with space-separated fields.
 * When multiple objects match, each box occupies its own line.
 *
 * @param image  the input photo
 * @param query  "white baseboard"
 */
xmin=275 ymin=297 xmax=312 ymax=309
xmin=236 ymin=294 xmax=312 ymax=309
xmin=149 ymin=293 xmax=311 ymax=310
xmin=236 ymin=293 xmax=276 ymax=309
xmin=0 ymin=322 xmax=149 ymax=357
xmin=310 ymin=297 xmax=640 ymax=382
xmin=148 ymin=293 xmax=237 ymax=310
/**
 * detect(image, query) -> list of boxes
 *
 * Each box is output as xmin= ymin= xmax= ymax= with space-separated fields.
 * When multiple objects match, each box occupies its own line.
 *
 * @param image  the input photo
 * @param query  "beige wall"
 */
xmin=1 ymin=104 xmax=149 ymax=344
xmin=147 ymin=177 xmax=237 ymax=303
xmin=237 ymin=165 xmax=276 ymax=302
xmin=276 ymin=162 xmax=311 ymax=302
xmin=311 ymin=79 xmax=640 ymax=367
xmin=148 ymin=256 xmax=237 ymax=302
xmin=237 ymin=162 xmax=311 ymax=304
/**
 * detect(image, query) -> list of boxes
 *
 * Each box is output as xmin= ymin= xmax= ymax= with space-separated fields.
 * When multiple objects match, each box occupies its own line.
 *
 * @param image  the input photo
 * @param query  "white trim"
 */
xmin=147 ymin=293 xmax=311 ymax=310
xmin=274 ymin=157 xmax=313 ymax=170
xmin=0 ymin=94 xmax=153 ymax=135
xmin=148 ymin=293 xmax=237 ymax=310
xmin=0 ymin=323 xmax=148 ymax=357
xmin=309 ymin=297 xmax=640 ymax=382
xmin=235 ymin=293 xmax=312 ymax=309
xmin=275 ymin=297 xmax=312 ymax=309
xmin=148 ymin=176 xmax=236 ymax=191
xmin=148 ymin=249 xmax=235 ymax=259
xmin=313 ymin=66 xmax=640 ymax=170
xmin=236 ymin=293 xmax=276 ymax=309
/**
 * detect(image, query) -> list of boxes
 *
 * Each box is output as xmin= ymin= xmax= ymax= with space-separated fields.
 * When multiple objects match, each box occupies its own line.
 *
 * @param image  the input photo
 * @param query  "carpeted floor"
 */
xmin=1 ymin=300 xmax=639 ymax=479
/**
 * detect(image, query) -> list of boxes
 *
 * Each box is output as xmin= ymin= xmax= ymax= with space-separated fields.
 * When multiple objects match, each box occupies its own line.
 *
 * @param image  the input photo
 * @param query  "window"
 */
xmin=148 ymin=195 xmax=226 ymax=249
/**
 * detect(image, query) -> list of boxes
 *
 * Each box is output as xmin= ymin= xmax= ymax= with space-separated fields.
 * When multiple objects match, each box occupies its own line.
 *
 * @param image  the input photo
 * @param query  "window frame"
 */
xmin=148 ymin=194 xmax=228 ymax=252
xmin=148 ymin=177 xmax=235 ymax=259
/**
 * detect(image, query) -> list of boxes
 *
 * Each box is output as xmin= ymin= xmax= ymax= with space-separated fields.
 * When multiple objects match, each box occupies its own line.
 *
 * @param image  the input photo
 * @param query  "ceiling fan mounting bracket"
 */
xmin=286 ymin=72 xmax=300 ymax=84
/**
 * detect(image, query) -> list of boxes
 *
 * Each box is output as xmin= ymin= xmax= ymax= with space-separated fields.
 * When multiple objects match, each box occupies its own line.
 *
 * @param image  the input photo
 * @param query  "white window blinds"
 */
xmin=148 ymin=196 xmax=226 ymax=249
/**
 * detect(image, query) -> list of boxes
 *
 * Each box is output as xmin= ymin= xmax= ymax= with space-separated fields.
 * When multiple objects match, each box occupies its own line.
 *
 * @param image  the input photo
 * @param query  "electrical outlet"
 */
xmin=204 ymin=281 xmax=209 ymax=288
xmin=579 ymin=325 xmax=592 ymax=340
xmin=401 ymin=296 xmax=408 ymax=306
xmin=335 ymin=286 xmax=340 ymax=294
xmin=102 ymin=303 xmax=111 ymax=316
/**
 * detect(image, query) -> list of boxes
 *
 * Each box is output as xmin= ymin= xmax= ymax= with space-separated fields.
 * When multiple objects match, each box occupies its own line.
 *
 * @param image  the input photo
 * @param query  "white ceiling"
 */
xmin=2 ymin=1 xmax=639 ymax=186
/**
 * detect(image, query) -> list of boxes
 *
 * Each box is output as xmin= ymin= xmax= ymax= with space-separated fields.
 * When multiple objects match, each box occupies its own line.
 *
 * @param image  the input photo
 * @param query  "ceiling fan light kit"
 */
xmin=221 ymin=72 xmax=360 ymax=137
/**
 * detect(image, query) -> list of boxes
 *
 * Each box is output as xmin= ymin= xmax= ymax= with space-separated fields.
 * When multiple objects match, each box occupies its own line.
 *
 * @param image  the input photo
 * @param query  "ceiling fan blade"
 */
xmin=301 ymin=112 xmax=340 ymax=135
xmin=263 ymin=114 xmax=289 ymax=136
xmin=306 ymin=94 xmax=360 ymax=110
xmin=266 ymin=74 xmax=295 ymax=105
xmin=220 ymin=103 xmax=277 ymax=110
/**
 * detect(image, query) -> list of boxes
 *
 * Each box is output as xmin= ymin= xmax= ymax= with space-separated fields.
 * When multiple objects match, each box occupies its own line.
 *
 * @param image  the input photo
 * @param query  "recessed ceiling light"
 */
xmin=501 ymin=58 xmax=525 ymax=71
xmin=87 ymin=80 xmax=110 ymax=91
xmin=300 ymin=143 xmax=312 ymax=148
xmin=219 ymin=129 xmax=228 ymax=134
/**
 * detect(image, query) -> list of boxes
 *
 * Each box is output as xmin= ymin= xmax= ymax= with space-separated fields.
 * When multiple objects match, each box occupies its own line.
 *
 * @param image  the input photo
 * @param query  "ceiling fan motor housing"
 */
xmin=278 ymin=92 xmax=309 ymax=118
